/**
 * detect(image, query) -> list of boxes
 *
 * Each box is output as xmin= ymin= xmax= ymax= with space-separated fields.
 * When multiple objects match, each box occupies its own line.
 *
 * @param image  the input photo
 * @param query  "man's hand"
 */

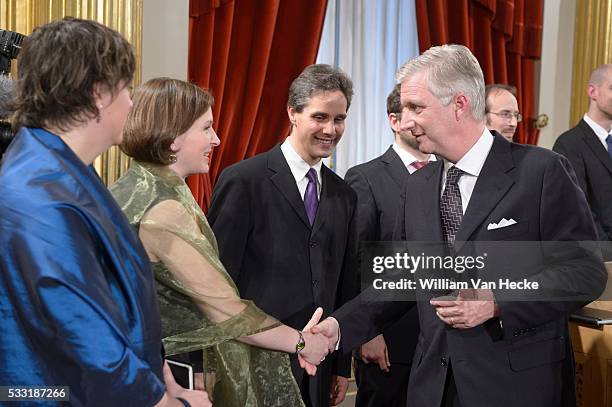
xmin=310 ymin=317 xmax=340 ymax=352
xmin=431 ymin=289 xmax=499 ymax=329
xmin=359 ymin=334 xmax=390 ymax=372
xmin=329 ymin=375 xmax=349 ymax=406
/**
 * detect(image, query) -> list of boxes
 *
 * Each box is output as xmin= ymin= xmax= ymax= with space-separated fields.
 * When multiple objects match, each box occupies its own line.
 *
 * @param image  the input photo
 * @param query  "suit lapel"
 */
xmin=454 ymin=135 xmax=514 ymax=250
xmin=267 ymin=146 xmax=311 ymax=228
xmin=579 ymin=120 xmax=612 ymax=176
xmin=311 ymin=165 xmax=331 ymax=236
xmin=381 ymin=146 xmax=410 ymax=189
xmin=414 ymin=160 xmax=444 ymax=241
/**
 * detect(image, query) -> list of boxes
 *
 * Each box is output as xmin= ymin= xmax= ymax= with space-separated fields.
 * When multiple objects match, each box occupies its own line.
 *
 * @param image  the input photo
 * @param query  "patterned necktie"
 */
xmin=440 ymin=166 xmax=464 ymax=243
xmin=304 ymin=168 xmax=318 ymax=225
xmin=410 ymin=160 xmax=429 ymax=170
xmin=607 ymin=134 xmax=612 ymax=161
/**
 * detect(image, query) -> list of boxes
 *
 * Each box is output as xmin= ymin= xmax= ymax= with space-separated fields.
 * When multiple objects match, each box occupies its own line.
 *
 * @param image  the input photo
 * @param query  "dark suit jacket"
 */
xmin=333 ymin=134 xmax=607 ymax=407
xmin=553 ymin=119 xmax=612 ymax=259
xmin=344 ymin=146 xmax=419 ymax=364
xmin=208 ymin=144 xmax=358 ymax=407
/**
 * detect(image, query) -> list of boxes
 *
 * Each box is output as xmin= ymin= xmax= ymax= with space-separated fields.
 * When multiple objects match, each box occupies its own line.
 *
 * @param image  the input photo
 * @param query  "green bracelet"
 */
xmin=295 ymin=330 xmax=305 ymax=353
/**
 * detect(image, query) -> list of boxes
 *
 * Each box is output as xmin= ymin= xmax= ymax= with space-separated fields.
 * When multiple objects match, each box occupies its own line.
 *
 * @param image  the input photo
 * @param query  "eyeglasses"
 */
xmin=487 ymin=111 xmax=522 ymax=123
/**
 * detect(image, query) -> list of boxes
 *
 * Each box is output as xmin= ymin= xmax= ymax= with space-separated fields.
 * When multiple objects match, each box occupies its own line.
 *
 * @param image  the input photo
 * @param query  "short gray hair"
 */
xmin=396 ymin=44 xmax=486 ymax=121
xmin=589 ymin=64 xmax=611 ymax=86
xmin=287 ymin=64 xmax=353 ymax=112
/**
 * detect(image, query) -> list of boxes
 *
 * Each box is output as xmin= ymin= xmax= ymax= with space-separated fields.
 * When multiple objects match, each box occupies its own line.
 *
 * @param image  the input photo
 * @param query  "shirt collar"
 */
xmin=445 ymin=127 xmax=494 ymax=176
xmin=584 ymin=114 xmax=611 ymax=144
xmin=280 ymin=138 xmax=323 ymax=185
xmin=392 ymin=143 xmax=436 ymax=168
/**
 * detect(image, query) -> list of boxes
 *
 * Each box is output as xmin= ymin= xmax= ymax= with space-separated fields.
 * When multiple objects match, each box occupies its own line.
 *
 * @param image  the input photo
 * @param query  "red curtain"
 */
xmin=415 ymin=0 xmax=543 ymax=145
xmin=188 ymin=0 xmax=328 ymax=210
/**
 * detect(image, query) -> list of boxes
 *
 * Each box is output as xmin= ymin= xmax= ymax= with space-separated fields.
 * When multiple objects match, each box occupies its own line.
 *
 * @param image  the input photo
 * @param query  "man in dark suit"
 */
xmin=345 ymin=84 xmax=434 ymax=407
xmin=553 ymin=64 xmax=612 ymax=260
xmin=208 ymin=64 xmax=357 ymax=407
xmin=313 ymin=45 xmax=607 ymax=407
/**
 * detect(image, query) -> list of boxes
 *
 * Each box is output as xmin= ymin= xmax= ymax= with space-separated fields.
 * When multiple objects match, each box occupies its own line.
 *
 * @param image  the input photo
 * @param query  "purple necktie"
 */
xmin=304 ymin=168 xmax=318 ymax=225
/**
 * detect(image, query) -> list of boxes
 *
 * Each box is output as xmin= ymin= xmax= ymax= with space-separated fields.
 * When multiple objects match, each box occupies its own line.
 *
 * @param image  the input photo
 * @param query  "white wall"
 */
xmin=537 ymin=0 xmax=577 ymax=149
xmin=141 ymin=0 xmax=189 ymax=81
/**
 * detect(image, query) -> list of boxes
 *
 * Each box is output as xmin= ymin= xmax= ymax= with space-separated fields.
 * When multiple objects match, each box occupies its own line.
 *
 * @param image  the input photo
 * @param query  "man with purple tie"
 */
xmin=208 ymin=64 xmax=358 ymax=407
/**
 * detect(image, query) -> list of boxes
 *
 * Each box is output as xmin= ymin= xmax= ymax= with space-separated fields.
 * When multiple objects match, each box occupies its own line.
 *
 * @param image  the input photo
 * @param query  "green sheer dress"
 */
xmin=110 ymin=161 xmax=304 ymax=407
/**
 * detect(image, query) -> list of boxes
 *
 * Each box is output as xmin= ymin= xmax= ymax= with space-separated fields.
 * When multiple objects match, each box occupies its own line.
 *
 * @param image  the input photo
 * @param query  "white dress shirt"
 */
xmin=583 ymin=113 xmax=612 ymax=151
xmin=281 ymin=139 xmax=322 ymax=200
xmin=392 ymin=142 xmax=437 ymax=174
xmin=441 ymin=128 xmax=495 ymax=214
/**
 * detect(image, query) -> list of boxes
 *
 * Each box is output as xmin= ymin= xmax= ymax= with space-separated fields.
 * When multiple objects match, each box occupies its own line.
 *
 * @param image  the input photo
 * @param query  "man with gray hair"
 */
xmin=553 ymin=64 xmax=612 ymax=260
xmin=208 ymin=64 xmax=358 ymax=407
xmin=313 ymin=44 xmax=606 ymax=407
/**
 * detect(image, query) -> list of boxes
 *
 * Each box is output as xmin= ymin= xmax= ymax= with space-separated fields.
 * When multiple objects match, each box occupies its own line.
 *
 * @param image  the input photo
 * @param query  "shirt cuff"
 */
xmin=327 ymin=317 xmax=341 ymax=350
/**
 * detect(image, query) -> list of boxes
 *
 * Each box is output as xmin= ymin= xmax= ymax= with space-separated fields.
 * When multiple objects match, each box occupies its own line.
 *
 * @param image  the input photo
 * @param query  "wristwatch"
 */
xmin=295 ymin=330 xmax=305 ymax=353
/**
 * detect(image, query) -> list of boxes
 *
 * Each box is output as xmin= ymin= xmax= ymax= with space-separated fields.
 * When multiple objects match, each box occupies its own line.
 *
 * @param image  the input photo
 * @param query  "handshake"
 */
xmin=296 ymin=307 xmax=341 ymax=376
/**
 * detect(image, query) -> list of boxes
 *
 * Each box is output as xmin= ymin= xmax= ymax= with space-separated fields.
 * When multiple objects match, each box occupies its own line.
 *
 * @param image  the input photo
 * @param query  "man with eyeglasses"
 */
xmin=485 ymin=84 xmax=521 ymax=141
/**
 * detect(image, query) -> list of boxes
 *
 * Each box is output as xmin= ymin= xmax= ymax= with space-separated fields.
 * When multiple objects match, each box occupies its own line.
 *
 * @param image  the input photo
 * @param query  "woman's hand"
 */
xmin=159 ymin=361 xmax=212 ymax=407
xmin=299 ymin=331 xmax=330 ymax=367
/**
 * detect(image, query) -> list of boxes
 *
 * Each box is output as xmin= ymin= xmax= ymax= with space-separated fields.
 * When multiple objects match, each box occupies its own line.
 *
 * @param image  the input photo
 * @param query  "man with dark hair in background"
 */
xmin=208 ymin=64 xmax=358 ymax=407
xmin=553 ymin=64 xmax=612 ymax=260
xmin=485 ymin=83 xmax=521 ymax=141
xmin=344 ymin=84 xmax=434 ymax=407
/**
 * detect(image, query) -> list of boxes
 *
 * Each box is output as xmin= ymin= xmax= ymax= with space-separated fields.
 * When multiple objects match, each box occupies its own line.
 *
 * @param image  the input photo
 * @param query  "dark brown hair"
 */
xmin=11 ymin=17 xmax=135 ymax=131
xmin=287 ymin=64 xmax=353 ymax=112
xmin=386 ymin=83 xmax=402 ymax=116
xmin=120 ymin=78 xmax=213 ymax=165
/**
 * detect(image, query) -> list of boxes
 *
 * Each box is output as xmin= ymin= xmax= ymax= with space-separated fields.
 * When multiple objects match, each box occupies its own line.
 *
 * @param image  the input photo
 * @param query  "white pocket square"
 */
xmin=487 ymin=218 xmax=517 ymax=230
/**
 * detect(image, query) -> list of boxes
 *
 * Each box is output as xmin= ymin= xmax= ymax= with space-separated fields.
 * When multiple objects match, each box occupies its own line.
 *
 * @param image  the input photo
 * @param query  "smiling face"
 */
xmin=170 ymin=108 xmax=220 ymax=178
xmin=287 ymin=90 xmax=348 ymax=165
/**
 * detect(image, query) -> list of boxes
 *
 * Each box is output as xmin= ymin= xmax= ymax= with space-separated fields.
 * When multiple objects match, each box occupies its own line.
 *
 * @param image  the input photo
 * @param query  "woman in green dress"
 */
xmin=110 ymin=78 xmax=330 ymax=406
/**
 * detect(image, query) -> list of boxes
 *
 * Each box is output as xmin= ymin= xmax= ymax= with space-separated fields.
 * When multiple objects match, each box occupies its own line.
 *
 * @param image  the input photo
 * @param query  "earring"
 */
xmin=98 ymin=104 xmax=104 ymax=109
xmin=168 ymin=153 xmax=177 ymax=163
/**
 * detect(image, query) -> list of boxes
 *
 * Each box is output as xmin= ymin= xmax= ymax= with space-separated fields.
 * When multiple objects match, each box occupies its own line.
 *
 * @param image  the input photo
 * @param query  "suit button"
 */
xmin=310 ymin=241 xmax=318 ymax=248
xmin=440 ymin=357 xmax=447 ymax=367
xmin=312 ymin=280 xmax=318 ymax=287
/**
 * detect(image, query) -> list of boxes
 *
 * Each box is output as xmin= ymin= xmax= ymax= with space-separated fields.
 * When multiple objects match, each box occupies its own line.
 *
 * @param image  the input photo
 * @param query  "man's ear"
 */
xmin=388 ymin=113 xmax=401 ymax=133
xmin=454 ymin=94 xmax=469 ymax=121
xmin=287 ymin=106 xmax=296 ymax=125
xmin=587 ymin=84 xmax=598 ymax=101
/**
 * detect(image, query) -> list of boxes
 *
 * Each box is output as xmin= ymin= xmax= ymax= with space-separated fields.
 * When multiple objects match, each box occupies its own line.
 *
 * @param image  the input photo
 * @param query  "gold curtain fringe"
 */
xmin=1 ymin=0 xmax=142 ymax=186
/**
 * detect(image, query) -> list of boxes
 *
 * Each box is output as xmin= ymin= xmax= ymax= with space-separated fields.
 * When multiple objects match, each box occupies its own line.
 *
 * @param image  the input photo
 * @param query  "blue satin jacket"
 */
xmin=0 ymin=128 xmax=165 ymax=406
